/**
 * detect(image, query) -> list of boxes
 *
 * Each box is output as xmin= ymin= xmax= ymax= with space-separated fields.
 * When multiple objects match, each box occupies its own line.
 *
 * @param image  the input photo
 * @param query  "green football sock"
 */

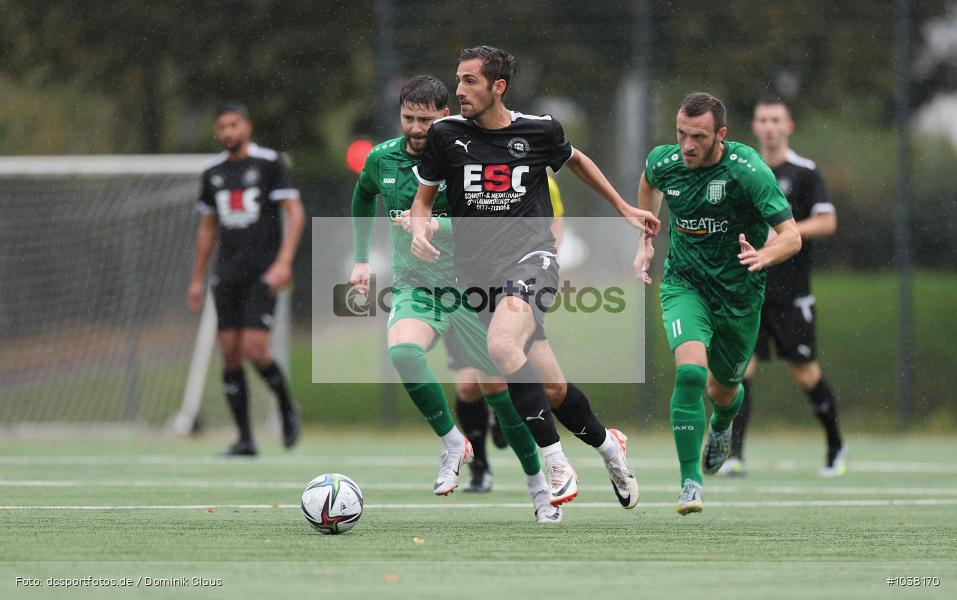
xmin=388 ymin=343 xmax=454 ymax=436
xmin=671 ymin=364 xmax=708 ymax=485
xmin=484 ymin=389 xmax=541 ymax=476
xmin=709 ymin=384 xmax=744 ymax=433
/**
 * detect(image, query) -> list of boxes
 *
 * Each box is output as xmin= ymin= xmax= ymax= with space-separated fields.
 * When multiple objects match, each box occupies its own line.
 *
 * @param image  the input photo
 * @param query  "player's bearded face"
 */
xmin=455 ymin=59 xmax=496 ymax=120
xmin=215 ymin=113 xmax=251 ymax=153
xmin=677 ymin=112 xmax=725 ymax=169
xmin=400 ymin=103 xmax=446 ymax=155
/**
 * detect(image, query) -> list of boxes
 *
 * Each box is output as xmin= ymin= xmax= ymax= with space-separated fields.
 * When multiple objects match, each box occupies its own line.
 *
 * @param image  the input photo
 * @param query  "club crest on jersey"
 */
xmin=707 ymin=179 xmax=727 ymax=204
xmin=243 ymin=168 xmax=260 ymax=186
xmin=507 ymin=137 xmax=530 ymax=158
xmin=210 ymin=174 xmax=224 ymax=188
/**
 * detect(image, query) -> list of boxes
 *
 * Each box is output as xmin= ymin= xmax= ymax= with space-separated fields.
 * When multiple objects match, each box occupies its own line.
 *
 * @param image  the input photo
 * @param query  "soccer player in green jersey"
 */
xmin=349 ymin=75 xmax=560 ymax=523
xmin=634 ymin=93 xmax=802 ymax=514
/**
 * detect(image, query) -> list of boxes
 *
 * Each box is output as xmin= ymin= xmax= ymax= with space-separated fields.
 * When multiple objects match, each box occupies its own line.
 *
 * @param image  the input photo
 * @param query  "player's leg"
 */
xmin=528 ymin=339 xmax=639 ymax=509
xmin=486 ymin=296 xmax=576 ymax=505
xmin=453 ymin=367 xmax=493 ymax=493
xmin=779 ymin=299 xmax=846 ymax=476
xmin=789 ymin=359 xmax=845 ymax=476
xmin=387 ymin=290 xmax=470 ymax=495
xmin=661 ymin=283 xmax=714 ymax=514
xmin=212 ymin=282 xmax=256 ymax=455
xmin=701 ymin=310 xmax=760 ymax=477
xmin=720 ymin=354 xmax=758 ymax=477
xmin=475 ymin=371 xmax=560 ymax=522
xmin=241 ymin=281 xmax=300 ymax=448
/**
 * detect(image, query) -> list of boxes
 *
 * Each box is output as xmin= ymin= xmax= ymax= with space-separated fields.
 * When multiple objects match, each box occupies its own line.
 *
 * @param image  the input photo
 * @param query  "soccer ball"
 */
xmin=300 ymin=473 xmax=364 ymax=534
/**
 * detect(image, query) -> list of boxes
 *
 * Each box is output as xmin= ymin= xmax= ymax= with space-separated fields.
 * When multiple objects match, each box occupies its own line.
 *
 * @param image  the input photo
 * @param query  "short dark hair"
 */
xmin=458 ymin=45 xmax=516 ymax=95
xmin=216 ymin=101 xmax=250 ymax=120
xmin=398 ymin=75 xmax=449 ymax=110
xmin=754 ymin=95 xmax=794 ymax=119
xmin=678 ymin=92 xmax=726 ymax=132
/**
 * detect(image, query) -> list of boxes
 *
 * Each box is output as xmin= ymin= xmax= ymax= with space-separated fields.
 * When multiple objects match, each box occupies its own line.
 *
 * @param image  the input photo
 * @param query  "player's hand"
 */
xmin=411 ymin=230 xmax=440 ymax=262
xmin=619 ymin=205 xmax=661 ymax=237
xmin=186 ymin=280 xmax=205 ymax=312
xmin=261 ymin=261 xmax=292 ymax=295
xmin=634 ymin=236 xmax=655 ymax=284
xmin=349 ymin=263 xmax=371 ymax=295
xmin=737 ymin=233 xmax=766 ymax=272
xmin=395 ymin=210 xmax=438 ymax=233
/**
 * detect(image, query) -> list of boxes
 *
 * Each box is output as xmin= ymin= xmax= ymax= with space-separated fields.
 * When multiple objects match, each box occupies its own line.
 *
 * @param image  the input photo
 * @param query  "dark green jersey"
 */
xmin=352 ymin=136 xmax=456 ymax=291
xmin=645 ymin=141 xmax=792 ymax=316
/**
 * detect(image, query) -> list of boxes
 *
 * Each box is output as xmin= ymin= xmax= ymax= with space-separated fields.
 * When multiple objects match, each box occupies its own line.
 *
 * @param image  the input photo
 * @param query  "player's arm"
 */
xmin=634 ymin=170 xmax=664 ymax=284
xmin=796 ymin=212 xmax=837 ymax=239
xmin=738 ymin=218 xmax=802 ymax=272
xmin=187 ymin=213 xmax=218 ymax=312
xmin=796 ymin=169 xmax=837 ymax=240
xmin=262 ymin=195 xmax=305 ymax=294
xmin=565 ymin=149 xmax=660 ymax=237
xmin=409 ymin=183 xmax=441 ymax=262
xmin=350 ymin=159 xmax=380 ymax=295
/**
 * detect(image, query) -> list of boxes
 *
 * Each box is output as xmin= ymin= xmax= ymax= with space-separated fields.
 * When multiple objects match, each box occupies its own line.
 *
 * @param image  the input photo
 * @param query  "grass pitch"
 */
xmin=1 ymin=431 xmax=954 ymax=599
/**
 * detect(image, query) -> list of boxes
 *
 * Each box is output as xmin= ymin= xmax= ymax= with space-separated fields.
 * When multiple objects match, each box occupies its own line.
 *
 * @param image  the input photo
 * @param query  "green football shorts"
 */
xmin=387 ymin=287 xmax=500 ymax=376
xmin=659 ymin=282 xmax=761 ymax=387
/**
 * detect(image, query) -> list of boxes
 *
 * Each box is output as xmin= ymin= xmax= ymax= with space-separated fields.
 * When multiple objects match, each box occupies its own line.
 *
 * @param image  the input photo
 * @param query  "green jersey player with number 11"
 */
xmin=635 ymin=93 xmax=802 ymax=514
xmin=349 ymin=75 xmax=560 ymax=523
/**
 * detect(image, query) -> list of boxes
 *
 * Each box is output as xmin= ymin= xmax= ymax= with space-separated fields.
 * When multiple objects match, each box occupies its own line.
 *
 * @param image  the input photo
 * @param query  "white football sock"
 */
xmin=541 ymin=441 xmax=567 ymax=465
xmin=525 ymin=471 xmax=548 ymax=495
xmin=597 ymin=429 xmax=621 ymax=461
xmin=440 ymin=427 xmax=466 ymax=451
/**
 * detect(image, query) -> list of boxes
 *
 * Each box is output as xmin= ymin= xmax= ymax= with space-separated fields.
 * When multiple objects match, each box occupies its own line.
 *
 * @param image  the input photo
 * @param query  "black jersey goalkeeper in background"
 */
xmin=721 ymin=97 xmax=846 ymax=477
xmin=187 ymin=102 xmax=305 ymax=456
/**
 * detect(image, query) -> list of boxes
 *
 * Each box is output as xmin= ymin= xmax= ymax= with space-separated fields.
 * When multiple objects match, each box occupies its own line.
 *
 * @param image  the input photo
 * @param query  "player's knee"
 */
xmin=487 ymin=336 xmax=524 ymax=373
xmin=790 ymin=361 xmax=821 ymax=391
xmin=388 ymin=343 xmax=426 ymax=379
xmin=221 ymin=345 xmax=243 ymax=370
xmin=241 ymin=338 xmax=270 ymax=366
xmin=544 ymin=381 xmax=567 ymax=408
xmin=455 ymin=380 xmax=483 ymax=402
xmin=674 ymin=364 xmax=707 ymax=392
xmin=706 ymin=379 xmax=736 ymax=406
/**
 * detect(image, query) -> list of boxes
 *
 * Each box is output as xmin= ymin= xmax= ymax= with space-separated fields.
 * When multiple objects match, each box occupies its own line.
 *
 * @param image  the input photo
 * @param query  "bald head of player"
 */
xmin=676 ymin=92 xmax=728 ymax=170
xmin=214 ymin=101 xmax=253 ymax=156
xmin=455 ymin=45 xmax=515 ymax=126
xmin=399 ymin=75 xmax=450 ymax=155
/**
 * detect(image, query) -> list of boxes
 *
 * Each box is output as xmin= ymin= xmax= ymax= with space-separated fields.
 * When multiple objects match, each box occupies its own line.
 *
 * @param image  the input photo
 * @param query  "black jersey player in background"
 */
xmin=187 ymin=102 xmax=305 ymax=456
xmin=720 ymin=97 xmax=846 ymax=477
xmin=411 ymin=46 xmax=659 ymax=507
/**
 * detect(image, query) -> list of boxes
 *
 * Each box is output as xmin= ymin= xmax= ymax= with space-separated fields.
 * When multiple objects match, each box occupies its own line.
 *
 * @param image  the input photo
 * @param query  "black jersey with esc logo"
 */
xmin=765 ymin=150 xmax=835 ymax=304
xmin=413 ymin=112 xmax=573 ymax=286
xmin=197 ymin=144 xmax=298 ymax=284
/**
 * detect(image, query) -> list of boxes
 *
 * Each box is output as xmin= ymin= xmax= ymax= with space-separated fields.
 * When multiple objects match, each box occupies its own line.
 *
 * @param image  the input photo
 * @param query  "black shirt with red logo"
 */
xmin=197 ymin=144 xmax=298 ymax=284
xmin=414 ymin=112 xmax=573 ymax=285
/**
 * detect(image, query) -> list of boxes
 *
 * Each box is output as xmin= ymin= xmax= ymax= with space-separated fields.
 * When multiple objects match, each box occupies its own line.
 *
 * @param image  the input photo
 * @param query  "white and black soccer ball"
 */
xmin=300 ymin=473 xmax=364 ymax=534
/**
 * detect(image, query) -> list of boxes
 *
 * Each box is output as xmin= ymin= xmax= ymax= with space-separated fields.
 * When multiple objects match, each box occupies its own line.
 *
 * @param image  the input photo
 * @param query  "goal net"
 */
xmin=0 ymin=155 xmax=289 ymax=433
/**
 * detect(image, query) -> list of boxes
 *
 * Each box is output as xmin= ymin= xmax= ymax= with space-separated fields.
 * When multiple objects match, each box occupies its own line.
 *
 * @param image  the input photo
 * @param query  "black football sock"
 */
xmin=455 ymin=396 xmax=489 ymax=471
xmin=224 ymin=368 xmax=253 ymax=444
xmin=551 ymin=383 xmax=607 ymax=447
xmin=730 ymin=379 xmax=753 ymax=459
xmin=505 ymin=361 xmax=560 ymax=448
xmin=256 ymin=361 xmax=293 ymax=413
xmin=807 ymin=376 xmax=843 ymax=456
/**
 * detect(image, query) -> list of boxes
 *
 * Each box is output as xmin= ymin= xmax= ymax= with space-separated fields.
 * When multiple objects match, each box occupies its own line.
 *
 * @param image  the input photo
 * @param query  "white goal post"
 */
xmin=0 ymin=155 xmax=291 ymax=432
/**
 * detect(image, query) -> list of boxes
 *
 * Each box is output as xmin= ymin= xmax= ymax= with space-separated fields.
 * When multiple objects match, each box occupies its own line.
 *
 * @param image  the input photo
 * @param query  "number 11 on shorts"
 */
xmin=671 ymin=319 xmax=682 ymax=339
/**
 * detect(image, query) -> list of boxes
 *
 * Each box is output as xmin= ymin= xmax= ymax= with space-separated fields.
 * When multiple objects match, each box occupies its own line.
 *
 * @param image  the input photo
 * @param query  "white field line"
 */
xmin=3 ymin=499 xmax=957 ymax=511
xmin=3 ymin=479 xmax=957 ymax=497
xmin=1 ymin=455 xmax=956 ymax=474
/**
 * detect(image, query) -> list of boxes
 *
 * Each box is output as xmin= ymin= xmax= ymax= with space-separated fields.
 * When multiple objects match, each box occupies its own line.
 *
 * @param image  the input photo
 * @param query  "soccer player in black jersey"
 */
xmin=411 ymin=46 xmax=659 ymax=507
xmin=720 ymin=97 xmax=846 ymax=477
xmin=187 ymin=102 xmax=305 ymax=456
